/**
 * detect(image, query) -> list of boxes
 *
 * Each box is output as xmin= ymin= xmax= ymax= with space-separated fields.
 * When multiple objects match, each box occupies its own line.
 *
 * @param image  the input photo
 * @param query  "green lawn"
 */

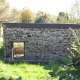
xmin=0 ymin=60 xmax=59 ymax=80
xmin=0 ymin=61 xmax=53 ymax=80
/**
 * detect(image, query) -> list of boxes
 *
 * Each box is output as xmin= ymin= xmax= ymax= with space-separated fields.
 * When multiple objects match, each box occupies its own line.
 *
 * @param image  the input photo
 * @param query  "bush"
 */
xmin=44 ymin=58 xmax=75 ymax=80
xmin=44 ymin=60 xmax=60 ymax=75
xmin=69 ymin=28 xmax=80 ymax=70
xmin=0 ymin=42 xmax=4 ymax=59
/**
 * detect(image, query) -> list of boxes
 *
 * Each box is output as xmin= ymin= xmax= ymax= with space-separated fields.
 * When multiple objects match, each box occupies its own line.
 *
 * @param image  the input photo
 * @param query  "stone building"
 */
xmin=2 ymin=23 xmax=80 ymax=62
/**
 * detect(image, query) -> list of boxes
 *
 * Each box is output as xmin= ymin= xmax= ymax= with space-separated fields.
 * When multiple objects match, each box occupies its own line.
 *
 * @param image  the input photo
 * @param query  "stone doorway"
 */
xmin=12 ymin=42 xmax=25 ymax=60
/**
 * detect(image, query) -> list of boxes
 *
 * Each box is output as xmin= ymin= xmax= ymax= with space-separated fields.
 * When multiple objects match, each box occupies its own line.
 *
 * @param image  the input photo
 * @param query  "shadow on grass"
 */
xmin=3 ymin=60 xmax=48 ymax=67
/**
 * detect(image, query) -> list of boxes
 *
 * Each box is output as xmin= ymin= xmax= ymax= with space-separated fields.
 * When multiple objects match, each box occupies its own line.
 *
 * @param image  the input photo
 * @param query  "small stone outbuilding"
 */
xmin=2 ymin=23 xmax=80 ymax=62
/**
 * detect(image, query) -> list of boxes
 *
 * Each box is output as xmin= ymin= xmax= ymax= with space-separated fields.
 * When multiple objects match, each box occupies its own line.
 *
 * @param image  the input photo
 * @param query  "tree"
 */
xmin=69 ymin=0 xmax=80 ymax=24
xmin=0 ymin=0 xmax=9 ymax=36
xmin=0 ymin=0 xmax=6 ymax=3
xmin=0 ymin=0 xmax=10 ymax=22
xmin=35 ymin=11 xmax=57 ymax=23
xmin=10 ymin=8 xmax=21 ymax=22
xmin=57 ymin=12 xmax=69 ymax=24
xmin=0 ymin=0 xmax=18 ymax=23
xmin=20 ymin=9 xmax=35 ymax=23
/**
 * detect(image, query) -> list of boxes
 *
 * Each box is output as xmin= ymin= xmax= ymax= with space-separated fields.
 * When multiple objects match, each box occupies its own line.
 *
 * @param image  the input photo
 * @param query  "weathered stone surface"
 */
xmin=3 ymin=25 xmax=80 ymax=61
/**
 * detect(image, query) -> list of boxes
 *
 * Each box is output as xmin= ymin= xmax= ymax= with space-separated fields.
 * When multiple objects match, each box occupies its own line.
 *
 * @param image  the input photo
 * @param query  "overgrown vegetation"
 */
xmin=44 ymin=57 xmax=80 ymax=80
xmin=0 ymin=41 xmax=4 ymax=60
xmin=69 ymin=28 xmax=80 ymax=71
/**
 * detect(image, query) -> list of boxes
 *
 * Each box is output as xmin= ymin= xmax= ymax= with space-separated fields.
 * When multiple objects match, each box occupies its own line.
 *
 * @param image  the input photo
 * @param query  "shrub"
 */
xmin=44 ymin=58 xmax=80 ymax=80
xmin=69 ymin=28 xmax=80 ymax=70
xmin=44 ymin=60 xmax=60 ymax=75
xmin=61 ymin=56 xmax=73 ymax=65
xmin=0 ymin=42 xmax=4 ymax=59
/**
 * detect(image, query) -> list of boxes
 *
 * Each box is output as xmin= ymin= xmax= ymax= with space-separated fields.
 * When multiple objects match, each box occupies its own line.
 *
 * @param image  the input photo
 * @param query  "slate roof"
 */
xmin=2 ymin=23 xmax=80 ymax=29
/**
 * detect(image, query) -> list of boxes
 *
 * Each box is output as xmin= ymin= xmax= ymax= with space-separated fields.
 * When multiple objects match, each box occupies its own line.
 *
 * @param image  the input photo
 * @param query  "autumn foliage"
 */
xmin=20 ymin=9 xmax=35 ymax=23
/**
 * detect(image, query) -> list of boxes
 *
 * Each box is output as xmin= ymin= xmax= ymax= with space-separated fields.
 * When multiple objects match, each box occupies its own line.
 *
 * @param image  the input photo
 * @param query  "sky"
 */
xmin=7 ymin=0 xmax=76 ymax=16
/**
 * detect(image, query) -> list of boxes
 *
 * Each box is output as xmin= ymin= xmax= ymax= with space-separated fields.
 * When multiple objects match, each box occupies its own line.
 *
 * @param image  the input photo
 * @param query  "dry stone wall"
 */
xmin=3 ymin=23 xmax=80 ymax=61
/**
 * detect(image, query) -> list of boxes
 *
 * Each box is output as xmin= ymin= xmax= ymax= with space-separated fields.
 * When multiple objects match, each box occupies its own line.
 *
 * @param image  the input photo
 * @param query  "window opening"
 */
xmin=13 ymin=42 xmax=25 ymax=60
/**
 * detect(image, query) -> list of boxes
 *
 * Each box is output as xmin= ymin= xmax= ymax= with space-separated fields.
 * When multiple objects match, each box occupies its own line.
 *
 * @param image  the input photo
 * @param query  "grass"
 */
xmin=0 ymin=61 xmax=52 ymax=80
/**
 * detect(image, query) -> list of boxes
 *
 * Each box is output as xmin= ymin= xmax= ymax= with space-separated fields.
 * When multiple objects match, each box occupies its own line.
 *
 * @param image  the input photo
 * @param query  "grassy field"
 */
xmin=0 ymin=61 xmax=54 ymax=80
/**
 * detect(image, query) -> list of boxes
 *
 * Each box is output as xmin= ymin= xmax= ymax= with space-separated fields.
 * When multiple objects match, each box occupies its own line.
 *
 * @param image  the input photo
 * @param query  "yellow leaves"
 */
xmin=20 ymin=9 xmax=35 ymax=23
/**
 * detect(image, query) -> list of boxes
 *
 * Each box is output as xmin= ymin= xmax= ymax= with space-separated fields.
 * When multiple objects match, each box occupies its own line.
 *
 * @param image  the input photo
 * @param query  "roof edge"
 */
xmin=2 ymin=23 xmax=80 ymax=29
